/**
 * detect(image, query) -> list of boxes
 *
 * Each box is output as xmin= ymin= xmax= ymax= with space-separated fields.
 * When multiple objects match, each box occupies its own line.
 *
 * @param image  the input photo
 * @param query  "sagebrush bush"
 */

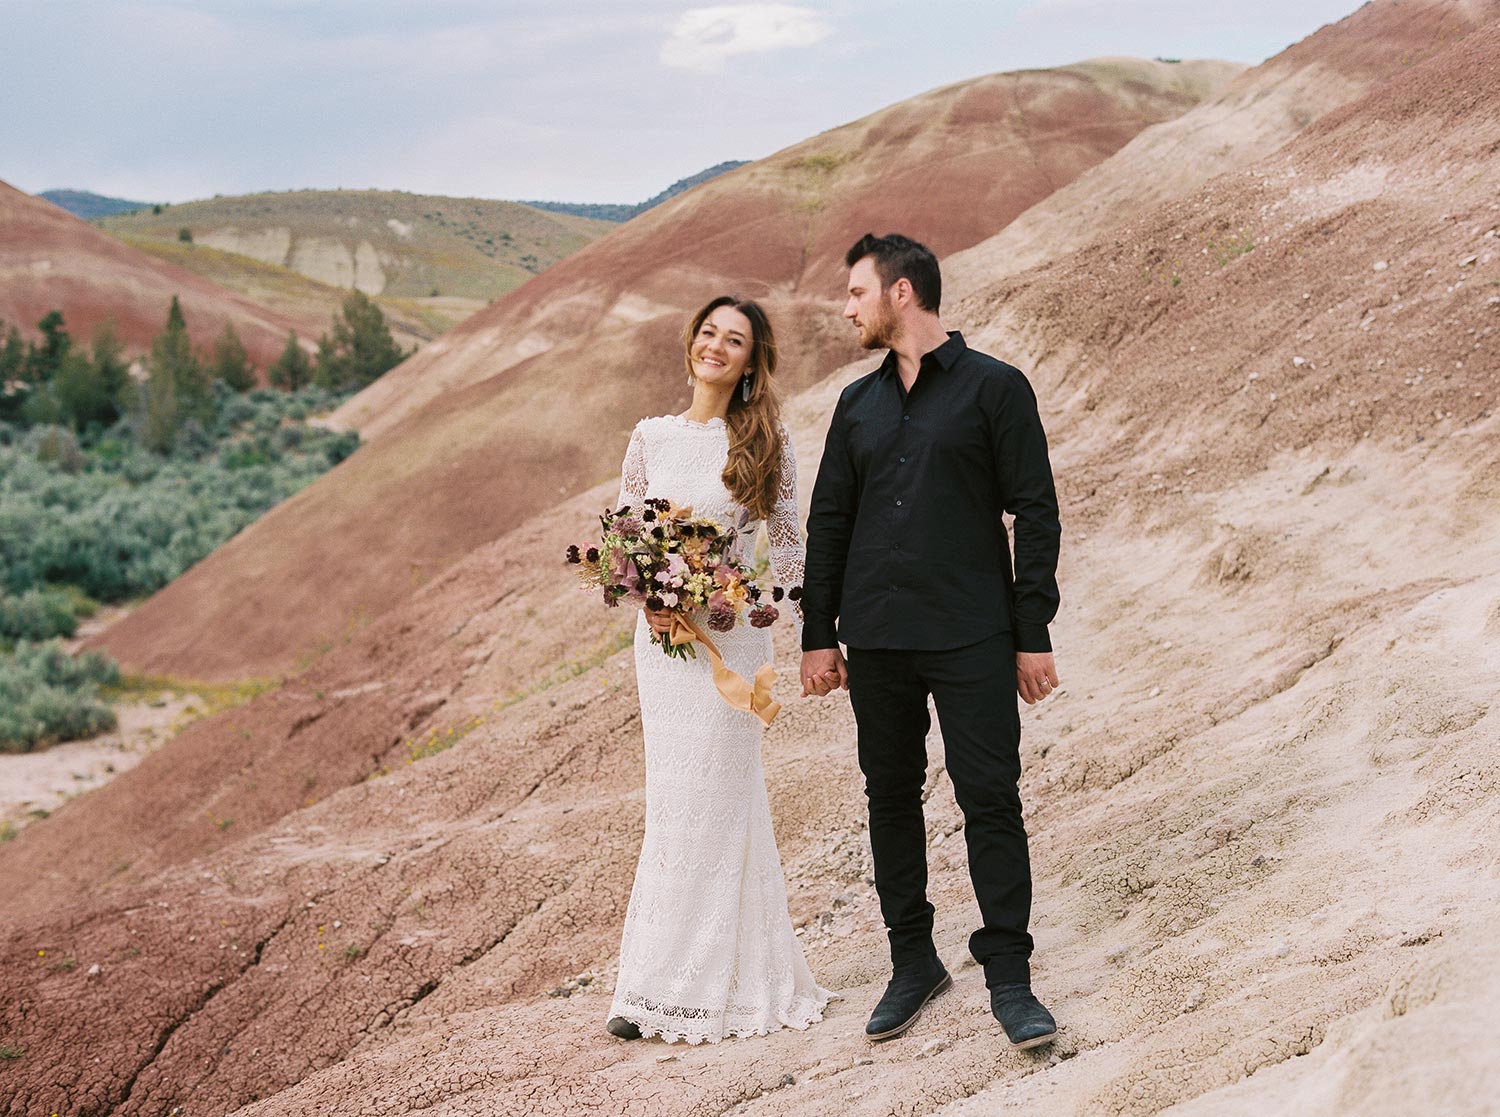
xmin=0 ymin=587 xmax=77 ymax=641
xmin=0 ymin=641 xmax=119 ymax=751
xmin=0 ymin=386 xmax=356 ymax=749
xmin=0 ymin=387 xmax=359 ymax=602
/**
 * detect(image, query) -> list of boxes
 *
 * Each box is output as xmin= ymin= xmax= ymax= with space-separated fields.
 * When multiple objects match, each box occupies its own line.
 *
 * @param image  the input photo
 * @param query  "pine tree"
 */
xmin=210 ymin=322 xmax=255 ymax=392
xmin=0 ymin=323 xmax=23 ymax=383
xmin=154 ymin=296 xmax=212 ymax=423
xmin=269 ymin=331 xmax=312 ymax=390
xmin=90 ymin=319 xmax=129 ymax=410
xmin=137 ymin=360 xmax=178 ymax=453
xmin=0 ymin=322 xmax=28 ymax=423
xmin=51 ymin=319 xmax=128 ymax=432
xmin=134 ymin=296 xmax=205 ymax=451
xmin=53 ymin=350 xmax=110 ymax=431
xmin=314 ymin=290 xmax=407 ymax=390
xmin=23 ymin=310 xmax=71 ymax=384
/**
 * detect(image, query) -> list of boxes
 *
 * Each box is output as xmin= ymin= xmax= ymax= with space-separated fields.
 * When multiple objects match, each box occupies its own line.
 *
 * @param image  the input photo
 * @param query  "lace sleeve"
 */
xmin=617 ymin=423 xmax=648 ymax=509
xmin=766 ymin=427 xmax=804 ymax=629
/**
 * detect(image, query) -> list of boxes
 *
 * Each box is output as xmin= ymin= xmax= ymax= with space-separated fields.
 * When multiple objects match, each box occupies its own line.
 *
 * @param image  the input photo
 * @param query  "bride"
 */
xmin=605 ymin=295 xmax=834 ymax=1043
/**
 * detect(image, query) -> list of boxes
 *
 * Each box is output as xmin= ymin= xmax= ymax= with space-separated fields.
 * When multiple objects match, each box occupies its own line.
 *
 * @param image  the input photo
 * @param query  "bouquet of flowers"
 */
xmin=567 ymin=497 xmax=784 ymax=658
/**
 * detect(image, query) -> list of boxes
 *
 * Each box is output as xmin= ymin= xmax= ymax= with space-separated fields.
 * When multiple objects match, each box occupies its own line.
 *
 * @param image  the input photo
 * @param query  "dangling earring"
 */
xmin=741 ymin=374 xmax=753 ymax=402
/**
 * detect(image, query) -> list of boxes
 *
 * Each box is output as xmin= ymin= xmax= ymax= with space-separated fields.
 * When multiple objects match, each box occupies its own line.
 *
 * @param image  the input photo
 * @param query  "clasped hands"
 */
xmin=650 ymin=605 xmax=1060 ymax=704
xmin=799 ymin=647 xmax=1060 ymax=703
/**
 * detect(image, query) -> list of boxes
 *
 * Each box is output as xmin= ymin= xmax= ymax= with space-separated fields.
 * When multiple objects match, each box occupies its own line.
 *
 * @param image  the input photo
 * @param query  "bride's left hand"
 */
xmin=644 ymin=604 xmax=674 ymax=636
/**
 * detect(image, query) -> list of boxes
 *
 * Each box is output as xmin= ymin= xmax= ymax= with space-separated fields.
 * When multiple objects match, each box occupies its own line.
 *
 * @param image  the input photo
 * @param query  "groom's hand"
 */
xmin=1016 ymin=651 xmax=1059 ymax=705
xmin=801 ymin=648 xmax=848 ymax=697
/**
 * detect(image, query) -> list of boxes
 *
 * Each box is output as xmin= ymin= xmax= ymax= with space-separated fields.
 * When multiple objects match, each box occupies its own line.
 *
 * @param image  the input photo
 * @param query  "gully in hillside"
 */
xmin=801 ymin=233 xmax=1064 ymax=1049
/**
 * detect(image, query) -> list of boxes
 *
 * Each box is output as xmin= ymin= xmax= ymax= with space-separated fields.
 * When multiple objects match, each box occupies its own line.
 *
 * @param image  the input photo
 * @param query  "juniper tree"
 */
xmin=269 ymin=330 xmax=312 ymax=390
xmin=314 ymin=290 xmax=407 ymax=391
xmin=210 ymin=321 xmax=255 ymax=392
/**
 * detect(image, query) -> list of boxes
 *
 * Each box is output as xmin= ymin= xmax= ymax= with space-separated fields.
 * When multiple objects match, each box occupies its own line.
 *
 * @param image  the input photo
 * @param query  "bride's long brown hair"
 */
xmin=684 ymin=296 xmax=784 ymax=521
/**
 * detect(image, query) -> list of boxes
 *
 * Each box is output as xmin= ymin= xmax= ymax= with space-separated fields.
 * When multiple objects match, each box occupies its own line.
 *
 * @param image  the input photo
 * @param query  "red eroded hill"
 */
xmin=332 ymin=58 xmax=1238 ymax=443
xmin=90 ymin=57 xmax=1240 ymax=681
xmin=944 ymin=0 xmax=1500 ymax=297
xmin=0 ymin=180 xmax=325 ymax=368
xmin=3 ymin=8 xmax=1498 ymax=1113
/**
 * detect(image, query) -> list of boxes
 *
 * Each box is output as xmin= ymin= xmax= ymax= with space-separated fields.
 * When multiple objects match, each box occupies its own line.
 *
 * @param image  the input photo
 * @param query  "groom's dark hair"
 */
xmin=845 ymin=233 xmax=941 ymax=312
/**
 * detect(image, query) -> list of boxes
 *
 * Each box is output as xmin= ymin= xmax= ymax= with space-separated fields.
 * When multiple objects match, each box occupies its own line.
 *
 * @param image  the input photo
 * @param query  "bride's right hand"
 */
xmin=644 ymin=604 xmax=674 ymax=636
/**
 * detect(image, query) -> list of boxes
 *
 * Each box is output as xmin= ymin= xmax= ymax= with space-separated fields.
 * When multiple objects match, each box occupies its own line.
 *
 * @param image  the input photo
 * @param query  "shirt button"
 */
xmin=890 ymin=585 xmax=899 ymax=592
xmin=892 ymin=542 xmax=901 ymax=550
xmin=899 ymin=456 xmax=906 ymax=463
xmin=895 ymin=499 xmax=903 ymax=506
xmin=903 ymin=415 xmax=910 ymax=422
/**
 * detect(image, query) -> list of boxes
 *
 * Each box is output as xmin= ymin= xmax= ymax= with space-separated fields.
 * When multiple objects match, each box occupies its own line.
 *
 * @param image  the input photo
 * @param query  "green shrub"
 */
xmin=0 ymin=387 xmax=358 ymax=603
xmin=0 ymin=587 xmax=77 ymax=641
xmin=0 ymin=641 xmax=119 ymax=752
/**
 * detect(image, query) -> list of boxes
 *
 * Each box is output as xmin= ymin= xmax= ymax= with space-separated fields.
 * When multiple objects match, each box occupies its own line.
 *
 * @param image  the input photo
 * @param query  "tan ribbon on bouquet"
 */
xmin=666 ymin=612 xmax=781 ymax=726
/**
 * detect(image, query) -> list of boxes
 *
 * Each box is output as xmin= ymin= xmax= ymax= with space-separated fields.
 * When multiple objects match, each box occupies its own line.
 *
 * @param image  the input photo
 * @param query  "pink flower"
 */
xmin=609 ymin=550 xmax=640 ymax=593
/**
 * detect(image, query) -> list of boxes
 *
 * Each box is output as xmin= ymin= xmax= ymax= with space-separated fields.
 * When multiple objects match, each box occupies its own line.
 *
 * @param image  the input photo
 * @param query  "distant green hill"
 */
xmin=98 ymin=189 xmax=614 ymax=302
xmin=40 ymin=188 xmax=157 ymax=220
xmin=521 ymin=160 xmax=749 ymax=222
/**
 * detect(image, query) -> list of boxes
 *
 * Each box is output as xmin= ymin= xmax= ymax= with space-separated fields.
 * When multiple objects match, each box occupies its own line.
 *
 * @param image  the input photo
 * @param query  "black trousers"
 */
xmin=846 ymin=630 xmax=1033 ymax=986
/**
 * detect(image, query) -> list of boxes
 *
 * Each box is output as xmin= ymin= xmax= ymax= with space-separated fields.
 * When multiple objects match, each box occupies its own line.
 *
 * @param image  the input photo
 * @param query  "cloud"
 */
xmin=660 ymin=4 xmax=832 ymax=72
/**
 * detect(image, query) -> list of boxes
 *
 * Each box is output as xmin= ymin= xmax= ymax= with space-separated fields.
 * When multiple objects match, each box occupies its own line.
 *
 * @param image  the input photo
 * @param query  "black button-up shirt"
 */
xmin=802 ymin=331 xmax=1061 ymax=653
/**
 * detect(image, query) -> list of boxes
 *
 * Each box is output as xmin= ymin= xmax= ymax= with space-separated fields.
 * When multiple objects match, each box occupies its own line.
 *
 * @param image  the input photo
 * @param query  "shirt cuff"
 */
xmin=1013 ymin=621 xmax=1052 ymax=654
xmin=801 ymin=617 xmax=839 ymax=652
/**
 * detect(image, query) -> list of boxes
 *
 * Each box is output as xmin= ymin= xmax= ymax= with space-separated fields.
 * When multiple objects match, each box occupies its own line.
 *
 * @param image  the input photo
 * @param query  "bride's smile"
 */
xmin=689 ymin=306 xmax=753 ymax=385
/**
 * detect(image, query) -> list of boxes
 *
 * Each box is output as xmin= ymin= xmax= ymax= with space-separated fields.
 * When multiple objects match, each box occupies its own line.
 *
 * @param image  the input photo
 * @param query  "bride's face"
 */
xmin=689 ymin=306 xmax=754 ymax=387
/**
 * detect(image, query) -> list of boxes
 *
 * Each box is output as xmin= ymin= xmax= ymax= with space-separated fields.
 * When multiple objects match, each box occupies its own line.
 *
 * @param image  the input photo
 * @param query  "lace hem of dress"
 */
xmin=613 ymin=987 xmax=837 ymax=1045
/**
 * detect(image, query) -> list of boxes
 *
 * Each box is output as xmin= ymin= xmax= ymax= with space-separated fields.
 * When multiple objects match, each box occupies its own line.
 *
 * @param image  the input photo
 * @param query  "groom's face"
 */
xmin=845 ymin=257 xmax=897 ymax=350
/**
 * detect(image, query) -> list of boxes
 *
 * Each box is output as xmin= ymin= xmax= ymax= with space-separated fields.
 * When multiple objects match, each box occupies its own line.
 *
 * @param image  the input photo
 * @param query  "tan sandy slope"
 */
xmin=88 ymin=57 xmax=1238 ymax=684
xmin=2 ymin=3 xmax=1498 ymax=1114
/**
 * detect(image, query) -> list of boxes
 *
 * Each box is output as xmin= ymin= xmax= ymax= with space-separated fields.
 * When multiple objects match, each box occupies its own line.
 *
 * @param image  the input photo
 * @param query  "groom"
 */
xmin=800 ymin=233 xmax=1062 ymax=1048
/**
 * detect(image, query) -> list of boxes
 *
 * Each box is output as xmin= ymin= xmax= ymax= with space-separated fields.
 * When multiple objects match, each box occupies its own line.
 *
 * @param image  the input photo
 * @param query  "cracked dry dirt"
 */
xmin=4 ymin=4 xmax=1500 ymax=1115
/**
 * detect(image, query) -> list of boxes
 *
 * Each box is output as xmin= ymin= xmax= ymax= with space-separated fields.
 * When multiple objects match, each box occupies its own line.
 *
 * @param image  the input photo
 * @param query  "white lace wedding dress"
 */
xmin=607 ymin=414 xmax=834 ymax=1044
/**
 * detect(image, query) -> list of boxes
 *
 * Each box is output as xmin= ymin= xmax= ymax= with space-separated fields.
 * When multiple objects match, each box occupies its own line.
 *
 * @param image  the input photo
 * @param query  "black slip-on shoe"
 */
xmin=606 ymin=1016 xmax=642 ymax=1040
xmin=865 ymin=962 xmax=952 ymax=1041
xmin=990 ymin=982 xmax=1057 ymax=1049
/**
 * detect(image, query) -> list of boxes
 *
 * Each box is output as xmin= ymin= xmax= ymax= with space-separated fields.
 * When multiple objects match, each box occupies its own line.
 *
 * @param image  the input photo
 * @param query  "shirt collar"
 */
xmin=877 ymin=330 xmax=967 ymax=379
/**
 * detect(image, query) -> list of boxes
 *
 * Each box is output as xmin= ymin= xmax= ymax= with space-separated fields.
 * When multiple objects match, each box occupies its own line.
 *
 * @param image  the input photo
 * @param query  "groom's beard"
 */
xmin=859 ymin=296 xmax=899 ymax=350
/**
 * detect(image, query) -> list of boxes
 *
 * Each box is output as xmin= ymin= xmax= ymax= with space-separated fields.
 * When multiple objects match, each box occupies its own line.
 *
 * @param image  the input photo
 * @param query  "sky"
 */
xmin=1 ymin=0 xmax=1365 ymax=206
